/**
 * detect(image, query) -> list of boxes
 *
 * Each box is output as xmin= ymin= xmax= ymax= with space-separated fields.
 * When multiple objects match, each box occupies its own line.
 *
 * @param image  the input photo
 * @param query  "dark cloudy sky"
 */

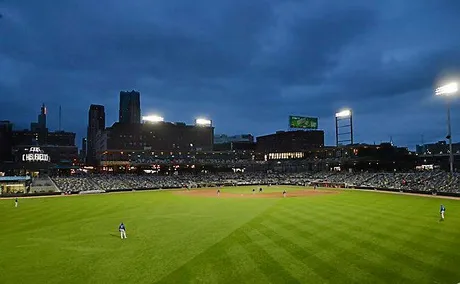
xmin=1 ymin=0 xmax=460 ymax=148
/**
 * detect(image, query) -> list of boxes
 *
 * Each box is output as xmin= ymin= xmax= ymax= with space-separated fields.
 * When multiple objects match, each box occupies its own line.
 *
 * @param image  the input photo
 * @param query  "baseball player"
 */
xmin=252 ymin=188 xmax=256 ymax=194
xmin=259 ymin=187 xmax=263 ymax=193
xmin=440 ymin=204 xmax=446 ymax=221
xmin=119 ymin=222 xmax=127 ymax=239
xmin=217 ymin=189 xmax=220 ymax=197
xmin=15 ymin=198 xmax=18 ymax=208
xmin=283 ymin=190 xmax=287 ymax=198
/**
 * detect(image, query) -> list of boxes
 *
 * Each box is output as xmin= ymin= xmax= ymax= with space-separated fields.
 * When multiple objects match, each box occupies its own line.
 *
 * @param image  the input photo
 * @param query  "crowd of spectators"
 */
xmin=50 ymin=170 xmax=460 ymax=194
xmin=131 ymin=157 xmax=266 ymax=167
xmin=52 ymin=176 xmax=99 ymax=192
xmin=317 ymin=171 xmax=460 ymax=193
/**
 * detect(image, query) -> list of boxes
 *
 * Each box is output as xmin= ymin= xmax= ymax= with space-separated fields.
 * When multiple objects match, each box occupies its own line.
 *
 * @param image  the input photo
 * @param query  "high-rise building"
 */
xmin=30 ymin=103 xmax=48 ymax=145
xmin=38 ymin=103 xmax=47 ymax=130
xmin=119 ymin=90 xmax=141 ymax=124
xmin=87 ymin=105 xmax=105 ymax=165
xmin=47 ymin=131 xmax=75 ymax=146
xmin=0 ymin=121 xmax=13 ymax=162
xmin=82 ymin=137 xmax=87 ymax=158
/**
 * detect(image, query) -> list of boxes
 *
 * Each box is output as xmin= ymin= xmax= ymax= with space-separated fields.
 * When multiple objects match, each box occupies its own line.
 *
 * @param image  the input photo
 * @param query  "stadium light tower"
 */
xmin=335 ymin=109 xmax=353 ymax=147
xmin=142 ymin=115 xmax=164 ymax=123
xmin=435 ymin=82 xmax=458 ymax=175
xmin=195 ymin=118 xmax=212 ymax=127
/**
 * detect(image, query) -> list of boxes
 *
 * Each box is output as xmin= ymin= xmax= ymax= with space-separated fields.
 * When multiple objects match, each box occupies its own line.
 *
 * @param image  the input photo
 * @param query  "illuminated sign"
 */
xmin=289 ymin=116 xmax=318 ymax=129
xmin=22 ymin=147 xmax=50 ymax=162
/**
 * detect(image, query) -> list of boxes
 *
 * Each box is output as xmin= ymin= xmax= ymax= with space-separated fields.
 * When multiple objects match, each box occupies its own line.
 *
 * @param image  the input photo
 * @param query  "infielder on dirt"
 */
xmin=217 ymin=189 xmax=220 ymax=197
xmin=283 ymin=190 xmax=287 ymax=198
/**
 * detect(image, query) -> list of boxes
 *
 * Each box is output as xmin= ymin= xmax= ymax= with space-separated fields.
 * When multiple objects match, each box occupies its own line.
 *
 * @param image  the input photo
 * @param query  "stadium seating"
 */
xmin=50 ymin=171 xmax=460 ymax=194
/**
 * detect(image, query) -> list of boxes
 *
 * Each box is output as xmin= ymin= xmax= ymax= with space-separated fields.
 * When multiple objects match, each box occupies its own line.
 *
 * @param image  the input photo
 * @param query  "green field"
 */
xmin=1 ymin=186 xmax=459 ymax=284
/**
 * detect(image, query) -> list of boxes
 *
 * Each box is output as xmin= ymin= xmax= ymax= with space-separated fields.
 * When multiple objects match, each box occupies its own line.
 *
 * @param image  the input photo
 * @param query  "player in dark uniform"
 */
xmin=119 ymin=223 xmax=127 ymax=239
xmin=440 ymin=204 xmax=446 ymax=221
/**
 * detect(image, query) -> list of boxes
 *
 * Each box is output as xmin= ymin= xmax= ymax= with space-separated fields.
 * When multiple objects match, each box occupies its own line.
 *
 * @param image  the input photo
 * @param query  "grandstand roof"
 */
xmin=0 ymin=176 xmax=31 ymax=182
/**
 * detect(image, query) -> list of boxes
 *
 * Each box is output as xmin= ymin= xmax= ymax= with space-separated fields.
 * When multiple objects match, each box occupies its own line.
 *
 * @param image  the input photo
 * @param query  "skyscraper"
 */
xmin=87 ymin=105 xmax=105 ymax=165
xmin=31 ymin=103 xmax=47 ymax=131
xmin=38 ymin=103 xmax=47 ymax=130
xmin=30 ymin=103 xmax=48 ymax=145
xmin=119 ymin=90 xmax=141 ymax=124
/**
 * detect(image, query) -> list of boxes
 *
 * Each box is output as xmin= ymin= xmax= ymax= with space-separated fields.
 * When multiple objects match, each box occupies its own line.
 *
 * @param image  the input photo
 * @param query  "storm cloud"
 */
xmin=1 ymin=0 xmax=460 ymax=147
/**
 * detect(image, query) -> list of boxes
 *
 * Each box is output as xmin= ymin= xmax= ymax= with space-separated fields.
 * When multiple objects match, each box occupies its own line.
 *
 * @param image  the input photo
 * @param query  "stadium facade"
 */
xmin=94 ymin=121 xmax=215 ymax=167
xmin=256 ymin=130 xmax=325 ymax=153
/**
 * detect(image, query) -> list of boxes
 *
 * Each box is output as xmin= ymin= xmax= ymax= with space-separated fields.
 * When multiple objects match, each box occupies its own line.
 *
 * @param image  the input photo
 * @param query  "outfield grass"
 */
xmin=1 ymin=186 xmax=459 ymax=284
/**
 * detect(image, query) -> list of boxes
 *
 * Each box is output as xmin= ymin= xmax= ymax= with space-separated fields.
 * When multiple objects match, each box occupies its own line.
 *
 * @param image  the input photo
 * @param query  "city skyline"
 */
xmin=1 ymin=1 xmax=460 ymax=147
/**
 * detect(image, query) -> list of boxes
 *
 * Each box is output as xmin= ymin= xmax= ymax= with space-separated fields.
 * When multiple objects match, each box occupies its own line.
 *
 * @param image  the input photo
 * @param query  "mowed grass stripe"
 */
xmin=242 ymin=221 xmax=327 ymax=283
xmin=277 ymin=204 xmax=459 ymax=277
xmin=259 ymin=212 xmax=408 ymax=284
xmin=156 ymin=209 xmax=301 ymax=283
xmin=235 ymin=224 xmax=301 ymax=284
xmin=262 ymin=213 xmax=393 ymax=284
xmin=285 ymin=196 xmax=460 ymax=250
xmin=247 ymin=218 xmax=364 ymax=284
xmin=273 ymin=199 xmax=460 ymax=282
xmin=303 ymin=199 xmax=460 ymax=257
xmin=154 ymin=238 xmax=247 ymax=284
xmin=155 ymin=226 xmax=272 ymax=284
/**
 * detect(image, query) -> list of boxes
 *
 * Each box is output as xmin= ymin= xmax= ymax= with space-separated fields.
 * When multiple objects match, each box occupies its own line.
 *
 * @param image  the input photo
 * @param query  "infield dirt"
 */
xmin=174 ymin=189 xmax=339 ymax=198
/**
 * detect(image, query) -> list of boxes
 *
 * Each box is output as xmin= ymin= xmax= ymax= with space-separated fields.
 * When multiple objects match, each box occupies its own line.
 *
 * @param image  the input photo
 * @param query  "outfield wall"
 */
xmin=2 ymin=182 xmax=460 ymax=198
xmin=313 ymin=182 xmax=460 ymax=198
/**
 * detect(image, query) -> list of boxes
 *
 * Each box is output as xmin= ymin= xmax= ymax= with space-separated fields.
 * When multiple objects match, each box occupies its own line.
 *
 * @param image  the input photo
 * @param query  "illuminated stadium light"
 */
xmin=434 ymin=81 xmax=458 ymax=176
xmin=195 ymin=118 xmax=212 ymax=126
xmin=142 ymin=115 xmax=164 ymax=123
xmin=335 ymin=109 xmax=351 ymax=118
xmin=435 ymin=82 xmax=458 ymax=96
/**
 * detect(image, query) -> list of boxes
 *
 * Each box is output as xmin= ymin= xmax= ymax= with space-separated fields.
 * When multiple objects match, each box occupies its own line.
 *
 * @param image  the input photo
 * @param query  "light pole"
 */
xmin=335 ymin=109 xmax=353 ymax=146
xmin=435 ymin=82 xmax=458 ymax=175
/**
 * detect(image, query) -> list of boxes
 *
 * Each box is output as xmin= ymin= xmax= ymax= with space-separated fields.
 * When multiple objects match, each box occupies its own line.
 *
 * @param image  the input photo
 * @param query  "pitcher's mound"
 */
xmin=175 ymin=189 xmax=339 ymax=199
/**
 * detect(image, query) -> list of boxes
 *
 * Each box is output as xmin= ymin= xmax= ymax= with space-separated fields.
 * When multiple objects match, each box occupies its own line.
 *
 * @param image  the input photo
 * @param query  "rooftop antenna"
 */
xmin=59 ymin=105 xmax=62 ymax=131
xmin=421 ymin=134 xmax=425 ymax=153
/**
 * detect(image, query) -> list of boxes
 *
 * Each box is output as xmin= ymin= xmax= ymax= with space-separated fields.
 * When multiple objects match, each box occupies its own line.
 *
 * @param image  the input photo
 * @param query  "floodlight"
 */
xmin=335 ymin=109 xmax=351 ymax=118
xmin=195 ymin=118 xmax=212 ymax=126
xmin=435 ymin=82 xmax=458 ymax=96
xmin=434 ymin=81 xmax=458 ymax=176
xmin=142 ymin=115 xmax=164 ymax=122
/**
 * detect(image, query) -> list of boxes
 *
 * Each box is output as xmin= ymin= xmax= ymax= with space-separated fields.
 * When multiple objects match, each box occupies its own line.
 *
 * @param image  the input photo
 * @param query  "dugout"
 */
xmin=0 ymin=176 xmax=32 ymax=195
